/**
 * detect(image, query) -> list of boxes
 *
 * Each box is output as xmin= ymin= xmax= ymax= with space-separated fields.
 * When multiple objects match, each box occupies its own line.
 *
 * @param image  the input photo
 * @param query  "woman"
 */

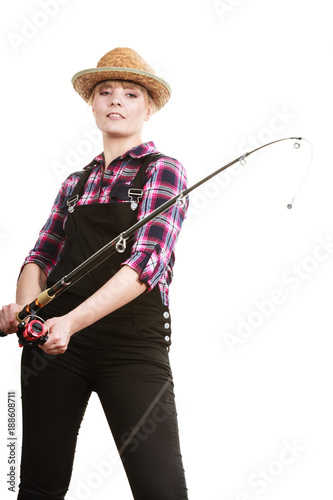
xmin=0 ymin=47 xmax=188 ymax=500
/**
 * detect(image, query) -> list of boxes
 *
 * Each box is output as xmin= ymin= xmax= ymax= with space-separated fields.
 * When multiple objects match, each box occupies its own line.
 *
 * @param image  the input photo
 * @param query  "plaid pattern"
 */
xmin=23 ymin=142 xmax=188 ymax=306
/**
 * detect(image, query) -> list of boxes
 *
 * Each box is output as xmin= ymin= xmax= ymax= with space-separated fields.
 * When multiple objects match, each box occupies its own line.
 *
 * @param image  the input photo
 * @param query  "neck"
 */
xmin=102 ymin=134 xmax=144 ymax=170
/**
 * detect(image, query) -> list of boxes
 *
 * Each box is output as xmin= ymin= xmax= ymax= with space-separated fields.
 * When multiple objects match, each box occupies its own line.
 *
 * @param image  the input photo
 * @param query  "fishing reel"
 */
xmin=16 ymin=315 xmax=48 ymax=347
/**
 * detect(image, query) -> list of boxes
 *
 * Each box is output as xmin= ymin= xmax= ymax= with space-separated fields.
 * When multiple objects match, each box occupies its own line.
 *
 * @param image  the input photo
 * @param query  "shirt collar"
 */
xmin=92 ymin=141 xmax=158 ymax=168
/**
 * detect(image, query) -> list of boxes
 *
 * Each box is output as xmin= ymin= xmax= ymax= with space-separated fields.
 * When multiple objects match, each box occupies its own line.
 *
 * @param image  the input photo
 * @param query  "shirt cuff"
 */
xmin=20 ymin=254 xmax=54 ymax=278
xmin=122 ymin=246 xmax=164 ymax=292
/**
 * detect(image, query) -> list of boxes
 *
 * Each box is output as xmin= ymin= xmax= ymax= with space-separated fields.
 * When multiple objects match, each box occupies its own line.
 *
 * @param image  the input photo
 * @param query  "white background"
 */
xmin=0 ymin=0 xmax=332 ymax=499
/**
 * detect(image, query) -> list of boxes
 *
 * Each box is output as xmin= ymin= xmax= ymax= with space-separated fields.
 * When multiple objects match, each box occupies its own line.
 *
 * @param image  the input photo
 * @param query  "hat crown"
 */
xmin=97 ymin=47 xmax=155 ymax=75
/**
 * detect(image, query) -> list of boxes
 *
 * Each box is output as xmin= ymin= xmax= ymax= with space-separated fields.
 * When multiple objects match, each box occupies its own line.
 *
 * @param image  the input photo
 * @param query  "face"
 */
xmin=92 ymin=83 xmax=153 ymax=142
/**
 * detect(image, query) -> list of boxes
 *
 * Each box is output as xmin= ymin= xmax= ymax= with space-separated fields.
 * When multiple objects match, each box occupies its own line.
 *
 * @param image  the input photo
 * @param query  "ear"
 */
xmin=145 ymin=105 xmax=153 ymax=122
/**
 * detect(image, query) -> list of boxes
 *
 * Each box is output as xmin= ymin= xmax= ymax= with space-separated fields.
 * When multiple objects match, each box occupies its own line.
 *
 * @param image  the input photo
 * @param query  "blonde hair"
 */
xmin=88 ymin=80 xmax=156 ymax=113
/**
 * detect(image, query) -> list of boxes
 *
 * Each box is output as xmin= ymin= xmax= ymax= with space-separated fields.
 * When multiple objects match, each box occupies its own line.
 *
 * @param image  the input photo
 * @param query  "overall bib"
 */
xmin=18 ymin=154 xmax=188 ymax=500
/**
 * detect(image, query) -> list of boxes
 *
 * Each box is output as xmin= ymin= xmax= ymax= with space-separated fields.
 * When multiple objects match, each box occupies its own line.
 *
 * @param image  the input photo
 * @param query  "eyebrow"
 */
xmin=123 ymin=87 xmax=142 ymax=92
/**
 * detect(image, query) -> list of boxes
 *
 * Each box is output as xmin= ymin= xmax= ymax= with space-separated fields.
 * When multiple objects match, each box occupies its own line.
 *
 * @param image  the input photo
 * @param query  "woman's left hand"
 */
xmin=39 ymin=315 xmax=74 ymax=355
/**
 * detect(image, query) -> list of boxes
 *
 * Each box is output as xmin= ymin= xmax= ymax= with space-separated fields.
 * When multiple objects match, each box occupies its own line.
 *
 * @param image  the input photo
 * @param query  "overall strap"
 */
xmin=127 ymin=153 xmax=164 ymax=210
xmin=66 ymin=160 xmax=99 ymax=213
xmin=131 ymin=153 xmax=164 ymax=189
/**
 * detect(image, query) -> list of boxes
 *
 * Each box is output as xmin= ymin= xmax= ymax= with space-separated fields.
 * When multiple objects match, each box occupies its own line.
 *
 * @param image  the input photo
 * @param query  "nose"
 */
xmin=109 ymin=89 xmax=122 ymax=106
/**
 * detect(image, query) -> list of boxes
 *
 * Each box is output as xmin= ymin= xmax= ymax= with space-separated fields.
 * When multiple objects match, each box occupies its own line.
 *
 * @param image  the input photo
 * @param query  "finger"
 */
xmin=0 ymin=324 xmax=17 ymax=335
xmin=39 ymin=342 xmax=67 ymax=355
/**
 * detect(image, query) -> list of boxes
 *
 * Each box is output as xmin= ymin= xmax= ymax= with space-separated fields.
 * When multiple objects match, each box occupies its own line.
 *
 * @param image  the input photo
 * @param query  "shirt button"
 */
xmin=165 ymin=335 xmax=170 ymax=342
xmin=163 ymin=311 xmax=170 ymax=319
xmin=164 ymin=323 xmax=170 ymax=329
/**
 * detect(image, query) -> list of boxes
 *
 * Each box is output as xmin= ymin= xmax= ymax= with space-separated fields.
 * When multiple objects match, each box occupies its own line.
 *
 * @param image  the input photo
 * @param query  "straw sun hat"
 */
xmin=71 ymin=47 xmax=171 ymax=111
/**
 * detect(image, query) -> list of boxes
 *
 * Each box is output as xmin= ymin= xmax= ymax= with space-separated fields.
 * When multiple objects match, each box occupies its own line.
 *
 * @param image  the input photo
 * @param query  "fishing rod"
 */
xmin=0 ymin=136 xmax=312 ymax=346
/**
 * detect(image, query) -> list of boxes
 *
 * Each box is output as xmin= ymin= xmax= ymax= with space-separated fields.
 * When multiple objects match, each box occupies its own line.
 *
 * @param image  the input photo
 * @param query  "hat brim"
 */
xmin=72 ymin=67 xmax=171 ymax=110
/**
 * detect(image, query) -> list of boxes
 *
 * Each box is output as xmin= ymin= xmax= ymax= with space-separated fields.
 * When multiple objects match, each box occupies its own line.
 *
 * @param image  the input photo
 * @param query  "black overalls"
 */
xmin=18 ymin=154 xmax=188 ymax=500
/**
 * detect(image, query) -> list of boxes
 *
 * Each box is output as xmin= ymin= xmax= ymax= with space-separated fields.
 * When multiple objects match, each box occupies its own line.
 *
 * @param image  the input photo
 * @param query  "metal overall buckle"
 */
xmin=128 ymin=188 xmax=143 ymax=211
xmin=66 ymin=194 xmax=79 ymax=213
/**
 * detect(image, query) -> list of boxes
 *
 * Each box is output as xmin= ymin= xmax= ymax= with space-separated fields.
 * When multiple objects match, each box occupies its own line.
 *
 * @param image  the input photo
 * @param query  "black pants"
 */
xmin=17 ymin=295 xmax=188 ymax=500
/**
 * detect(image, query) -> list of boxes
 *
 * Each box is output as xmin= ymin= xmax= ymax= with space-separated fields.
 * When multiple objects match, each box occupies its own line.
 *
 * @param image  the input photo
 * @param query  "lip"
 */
xmin=107 ymin=112 xmax=124 ymax=119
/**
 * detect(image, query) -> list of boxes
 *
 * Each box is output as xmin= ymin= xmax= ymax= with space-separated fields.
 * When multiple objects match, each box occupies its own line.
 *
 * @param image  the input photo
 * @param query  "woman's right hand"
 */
xmin=0 ymin=303 xmax=23 ymax=334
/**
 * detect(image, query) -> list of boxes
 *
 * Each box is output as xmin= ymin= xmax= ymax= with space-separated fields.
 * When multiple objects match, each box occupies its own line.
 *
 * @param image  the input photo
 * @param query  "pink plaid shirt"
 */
xmin=22 ymin=142 xmax=188 ymax=306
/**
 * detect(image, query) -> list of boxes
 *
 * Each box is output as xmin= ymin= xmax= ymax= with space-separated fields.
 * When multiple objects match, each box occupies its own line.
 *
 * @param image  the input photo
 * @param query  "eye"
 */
xmin=126 ymin=92 xmax=138 ymax=98
xmin=99 ymin=90 xmax=111 ymax=95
